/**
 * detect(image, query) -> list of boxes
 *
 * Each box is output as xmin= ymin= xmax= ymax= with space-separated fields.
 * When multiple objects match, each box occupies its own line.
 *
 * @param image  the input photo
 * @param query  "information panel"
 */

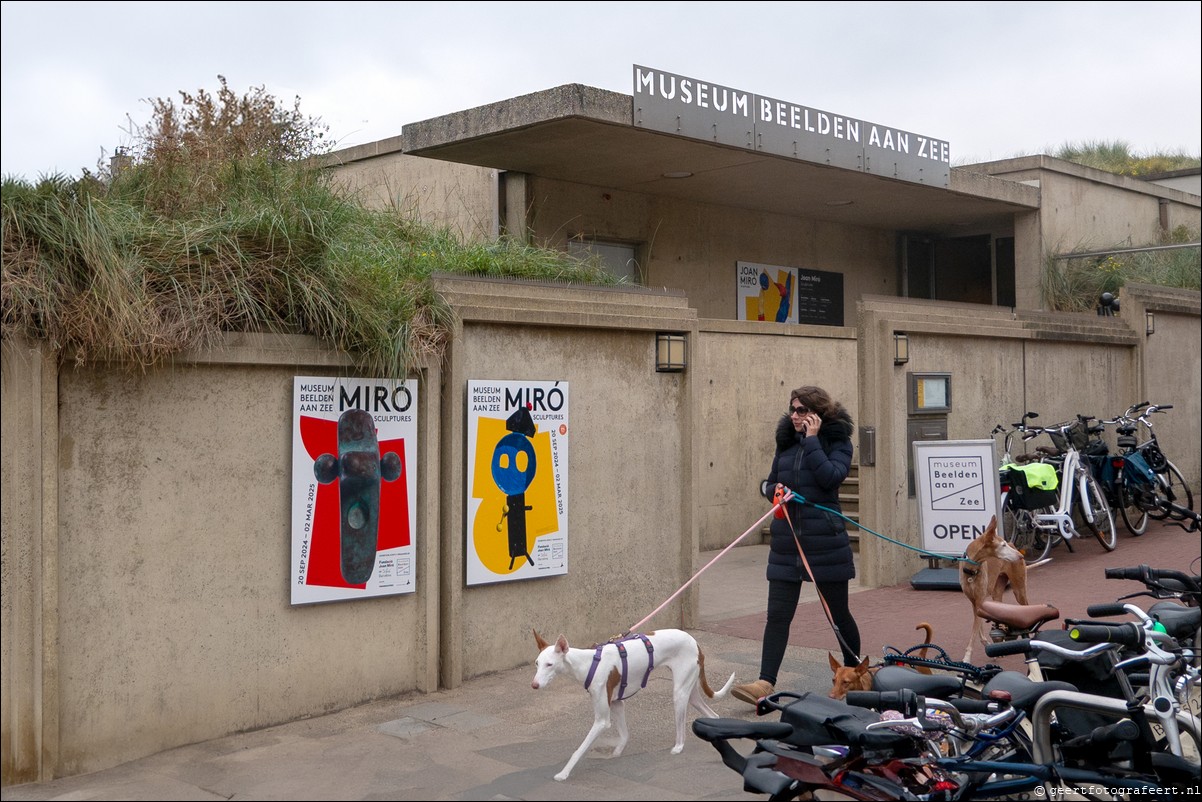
xmin=913 ymin=439 xmax=999 ymax=557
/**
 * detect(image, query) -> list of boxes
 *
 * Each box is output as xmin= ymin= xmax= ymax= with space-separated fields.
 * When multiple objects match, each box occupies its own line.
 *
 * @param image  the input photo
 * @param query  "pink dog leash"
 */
xmin=623 ymin=501 xmax=786 ymax=635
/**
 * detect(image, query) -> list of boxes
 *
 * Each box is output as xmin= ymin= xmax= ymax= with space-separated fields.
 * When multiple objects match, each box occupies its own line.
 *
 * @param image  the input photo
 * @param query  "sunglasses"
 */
xmin=788 ymin=405 xmax=810 ymax=417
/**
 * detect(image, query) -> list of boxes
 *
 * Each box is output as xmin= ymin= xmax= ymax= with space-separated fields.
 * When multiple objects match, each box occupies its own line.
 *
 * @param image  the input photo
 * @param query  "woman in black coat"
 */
xmin=732 ymin=385 xmax=860 ymax=705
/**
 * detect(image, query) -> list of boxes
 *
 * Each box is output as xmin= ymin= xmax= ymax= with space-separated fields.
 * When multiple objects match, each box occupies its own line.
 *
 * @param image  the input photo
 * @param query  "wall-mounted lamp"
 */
xmin=655 ymin=332 xmax=687 ymax=372
xmin=1145 ymin=310 xmax=1155 ymax=336
xmin=893 ymin=332 xmax=910 ymax=365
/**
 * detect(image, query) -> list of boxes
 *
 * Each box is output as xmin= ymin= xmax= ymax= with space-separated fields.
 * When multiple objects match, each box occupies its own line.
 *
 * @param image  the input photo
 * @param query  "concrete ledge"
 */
xmin=404 ymin=85 xmax=632 ymax=152
xmin=434 ymin=274 xmax=697 ymax=330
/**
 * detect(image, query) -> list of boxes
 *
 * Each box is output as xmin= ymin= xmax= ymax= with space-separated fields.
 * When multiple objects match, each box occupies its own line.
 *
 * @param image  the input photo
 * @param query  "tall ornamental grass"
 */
xmin=2 ymin=79 xmax=617 ymax=376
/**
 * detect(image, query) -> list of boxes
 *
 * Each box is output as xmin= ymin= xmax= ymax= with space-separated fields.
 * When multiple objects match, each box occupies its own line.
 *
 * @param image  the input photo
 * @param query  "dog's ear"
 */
xmin=985 ymin=516 xmax=1002 ymax=542
xmin=533 ymin=629 xmax=549 ymax=652
xmin=828 ymin=652 xmax=841 ymax=672
xmin=555 ymin=634 xmax=570 ymax=653
xmin=856 ymin=656 xmax=871 ymax=674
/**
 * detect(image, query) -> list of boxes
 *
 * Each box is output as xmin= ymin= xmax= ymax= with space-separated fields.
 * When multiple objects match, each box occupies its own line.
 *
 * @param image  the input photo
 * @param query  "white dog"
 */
xmin=531 ymin=628 xmax=736 ymax=781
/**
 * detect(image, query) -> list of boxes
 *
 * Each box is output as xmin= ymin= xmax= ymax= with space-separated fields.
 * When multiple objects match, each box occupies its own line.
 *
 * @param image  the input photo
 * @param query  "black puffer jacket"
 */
xmin=761 ymin=409 xmax=855 ymax=583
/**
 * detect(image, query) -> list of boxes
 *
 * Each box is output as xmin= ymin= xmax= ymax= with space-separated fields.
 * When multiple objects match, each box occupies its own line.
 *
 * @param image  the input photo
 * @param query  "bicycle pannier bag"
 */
xmin=1001 ymin=462 xmax=1059 ymax=510
xmin=1122 ymin=451 xmax=1158 ymax=487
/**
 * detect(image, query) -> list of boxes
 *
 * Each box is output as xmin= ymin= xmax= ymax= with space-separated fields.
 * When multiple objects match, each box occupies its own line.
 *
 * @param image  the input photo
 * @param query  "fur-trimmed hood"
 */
xmin=774 ymin=407 xmax=854 ymax=453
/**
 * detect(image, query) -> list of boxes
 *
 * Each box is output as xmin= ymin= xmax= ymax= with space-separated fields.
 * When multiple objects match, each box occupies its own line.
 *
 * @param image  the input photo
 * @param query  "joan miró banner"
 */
xmin=290 ymin=376 xmax=418 ymax=605
xmin=465 ymin=380 xmax=569 ymax=586
xmin=737 ymin=261 xmax=798 ymax=324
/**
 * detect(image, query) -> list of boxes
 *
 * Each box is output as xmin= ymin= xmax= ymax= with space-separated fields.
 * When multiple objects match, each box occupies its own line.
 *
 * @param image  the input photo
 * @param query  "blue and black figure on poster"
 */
xmin=775 ymin=270 xmax=793 ymax=323
xmin=313 ymin=409 xmax=402 ymax=585
xmin=493 ymin=405 xmax=537 ymax=570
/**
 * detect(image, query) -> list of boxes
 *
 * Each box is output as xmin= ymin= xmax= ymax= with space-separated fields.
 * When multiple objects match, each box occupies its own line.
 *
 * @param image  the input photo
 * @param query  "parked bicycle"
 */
xmin=693 ymin=627 xmax=1199 ymax=800
xmin=1120 ymin=402 xmax=1195 ymax=528
xmin=992 ymin=414 xmax=1059 ymax=561
xmin=994 ymin=415 xmax=1117 ymax=558
xmin=1085 ymin=411 xmax=1152 ymax=535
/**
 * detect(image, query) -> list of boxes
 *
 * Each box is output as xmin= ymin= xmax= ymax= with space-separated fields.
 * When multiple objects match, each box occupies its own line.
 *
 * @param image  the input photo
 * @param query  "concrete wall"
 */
xmin=1 ymin=342 xmax=53 ymax=791
xmin=1147 ymin=173 xmax=1201 ymax=196
xmin=3 ymin=335 xmax=443 ymax=785
xmin=432 ymin=278 xmax=700 ymax=685
xmin=692 ymin=321 xmax=858 ymax=551
xmin=524 ymin=176 xmax=898 ymax=321
xmin=854 ymin=296 xmax=1163 ymax=588
xmin=325 ymin=148 xmax=500 ymax=243
xmin=4 ymin=281 xmax=1199 ymax=787
xmin=974 ymin=157 xmax=1202 ymax=252
xmin=1118 ymin=282 xmax=1202 ymax=490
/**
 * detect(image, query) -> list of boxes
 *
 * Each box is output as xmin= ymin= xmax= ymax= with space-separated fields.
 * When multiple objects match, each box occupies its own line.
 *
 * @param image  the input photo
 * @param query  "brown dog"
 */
xmin=959 ymin=515 xmax=1029 ymax=663
xmin=827 ymin=623 xmax=934 ymax=700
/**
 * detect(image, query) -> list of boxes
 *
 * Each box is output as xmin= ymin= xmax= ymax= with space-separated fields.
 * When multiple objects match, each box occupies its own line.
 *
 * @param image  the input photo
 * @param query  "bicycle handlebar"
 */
xmin=985 ymin=639 xmax=1035 ymax=657
xmin=1104 ymin=565 xmax=1201 ymax=593
xmin=1125 ymin=401 xmax=1151 ymax=417
xmin=1070 ymin=622 xmax=1143 ymax=648
xmin=1086 ymin=602 xmax=1130 ymax=618
xmin=845 ymin=689 xmax=921 ymax=716
xmin=984 ymin=637 xmax=1118 ymax=659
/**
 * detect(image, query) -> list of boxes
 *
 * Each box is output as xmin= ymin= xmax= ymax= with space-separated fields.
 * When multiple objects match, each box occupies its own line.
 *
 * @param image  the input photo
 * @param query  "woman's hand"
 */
xmin=804 ymin=413 xmax=821 ymax=437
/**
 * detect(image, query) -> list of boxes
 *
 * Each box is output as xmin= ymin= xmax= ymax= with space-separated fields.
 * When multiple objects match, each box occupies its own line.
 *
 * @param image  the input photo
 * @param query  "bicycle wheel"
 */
xmin=1115 ymin=468 xmax=1149 ymax=536
xmin=1077 ymin=473 xmax=1117 ymax=551
xmin=1002 ymin=502 xmax=1054 ymax=562
xmin=1148 ymin=459 xmax=1195 ymax=521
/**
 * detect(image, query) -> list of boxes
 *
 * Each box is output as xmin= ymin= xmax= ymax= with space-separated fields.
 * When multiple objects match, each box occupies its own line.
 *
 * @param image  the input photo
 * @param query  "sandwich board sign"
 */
xmin=913 ymin=439 xmax=999 ymax=557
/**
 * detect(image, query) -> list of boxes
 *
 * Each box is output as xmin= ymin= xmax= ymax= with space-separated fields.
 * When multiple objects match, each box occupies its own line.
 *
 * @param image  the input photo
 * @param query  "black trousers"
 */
xmin=757 ymin=577 xmax=861 ymax=684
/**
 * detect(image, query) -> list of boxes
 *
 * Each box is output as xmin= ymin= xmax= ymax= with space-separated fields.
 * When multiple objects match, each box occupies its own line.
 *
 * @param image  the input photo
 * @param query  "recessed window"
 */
xmin=567 ymin=240 xmax=642 ymax=284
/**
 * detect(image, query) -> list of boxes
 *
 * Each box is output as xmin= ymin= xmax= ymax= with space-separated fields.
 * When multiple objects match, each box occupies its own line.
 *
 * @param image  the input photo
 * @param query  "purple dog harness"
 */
xmin=583 ymin=633 xmax=654 ymax=700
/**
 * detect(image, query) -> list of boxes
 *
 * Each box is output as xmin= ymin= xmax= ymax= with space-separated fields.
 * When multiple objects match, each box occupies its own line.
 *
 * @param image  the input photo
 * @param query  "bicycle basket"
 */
xmin=1048 ymin=420 xmax=1089 ymax=452
xmin=1001 ymin=462 xmax=1059 ymax=510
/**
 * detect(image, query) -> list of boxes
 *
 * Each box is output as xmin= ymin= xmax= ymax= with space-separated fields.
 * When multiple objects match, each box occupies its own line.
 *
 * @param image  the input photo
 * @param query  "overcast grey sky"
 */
xmin=2 ymin=1 xmax=1199 ymax=181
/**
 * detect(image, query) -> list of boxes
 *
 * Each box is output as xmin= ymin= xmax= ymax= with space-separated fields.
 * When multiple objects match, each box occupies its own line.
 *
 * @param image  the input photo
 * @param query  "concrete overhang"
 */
xmin=400 ymin=84 xmax=1040 ymax=235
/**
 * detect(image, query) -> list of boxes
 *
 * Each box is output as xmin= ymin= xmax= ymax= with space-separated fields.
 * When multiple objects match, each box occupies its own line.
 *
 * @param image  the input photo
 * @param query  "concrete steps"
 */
xmin=843 ymin=464 xmax=861 ymax=551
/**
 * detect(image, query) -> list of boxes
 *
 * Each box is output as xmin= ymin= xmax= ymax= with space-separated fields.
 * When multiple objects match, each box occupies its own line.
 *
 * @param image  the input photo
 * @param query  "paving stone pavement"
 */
xmin=4 ymin=518 xmax=1196 ymax=800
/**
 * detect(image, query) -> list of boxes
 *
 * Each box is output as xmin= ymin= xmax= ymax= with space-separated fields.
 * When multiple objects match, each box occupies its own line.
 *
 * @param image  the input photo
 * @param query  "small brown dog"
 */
xmin=827 ymin=623 xmax=934 ymax=700
xmin=959 ymin=515 xmax=1029 ymax=663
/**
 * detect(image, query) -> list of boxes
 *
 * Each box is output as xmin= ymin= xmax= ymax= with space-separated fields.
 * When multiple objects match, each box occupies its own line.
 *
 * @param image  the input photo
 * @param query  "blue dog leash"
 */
xmin=778 ymin=487 xmax=979 ymax=566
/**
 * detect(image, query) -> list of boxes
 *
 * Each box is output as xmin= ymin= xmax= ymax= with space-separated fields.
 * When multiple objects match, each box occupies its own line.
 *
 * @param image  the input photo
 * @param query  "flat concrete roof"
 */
xmin=383 ymin=84 xmax=1041 ymax=235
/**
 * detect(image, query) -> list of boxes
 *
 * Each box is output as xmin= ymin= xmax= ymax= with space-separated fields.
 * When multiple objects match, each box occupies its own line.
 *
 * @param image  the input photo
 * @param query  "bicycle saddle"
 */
xmin=981 ymin=670 xmax=1077 ymax=712
xmin=978 ymin=600 xmax=1060 ymax=630
xmin=1149 ymin=602 xmax=1201 ymax=641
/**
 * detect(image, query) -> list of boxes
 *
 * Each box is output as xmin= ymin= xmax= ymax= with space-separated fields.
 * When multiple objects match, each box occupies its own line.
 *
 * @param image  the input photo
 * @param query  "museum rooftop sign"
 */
xmin=633 ymin=65 xmax=950 ymax=188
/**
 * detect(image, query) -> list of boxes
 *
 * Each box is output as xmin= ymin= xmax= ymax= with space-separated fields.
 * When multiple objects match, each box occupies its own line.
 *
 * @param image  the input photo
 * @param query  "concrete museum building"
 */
xmin=3 ymin=65 xmax=1199 ymax=786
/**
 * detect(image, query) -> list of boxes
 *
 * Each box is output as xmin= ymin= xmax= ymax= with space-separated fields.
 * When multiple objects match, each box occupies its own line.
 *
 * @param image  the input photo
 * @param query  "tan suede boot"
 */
xmin=731 ymin=678 xmax=775 ymax=705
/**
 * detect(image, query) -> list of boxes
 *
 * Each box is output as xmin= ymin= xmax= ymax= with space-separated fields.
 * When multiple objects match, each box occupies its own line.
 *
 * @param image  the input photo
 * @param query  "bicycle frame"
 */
xmin=1030 ymin=689 xmax=1201 ymax=765
xmin=920 ymin=692 xmax=1193 ymax=798
xmin=1030 ymin=446 xmax=1093 ymax=540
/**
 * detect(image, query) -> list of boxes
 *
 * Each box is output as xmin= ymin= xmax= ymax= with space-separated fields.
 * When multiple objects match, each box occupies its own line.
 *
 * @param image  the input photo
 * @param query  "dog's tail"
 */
xmin=1026 ymin=557 xmax=1053 ymax=570
xmin=914 ymin=622 xmax=935 ymax=675
xmin=697 ymin=647 xmax=738 ymax=700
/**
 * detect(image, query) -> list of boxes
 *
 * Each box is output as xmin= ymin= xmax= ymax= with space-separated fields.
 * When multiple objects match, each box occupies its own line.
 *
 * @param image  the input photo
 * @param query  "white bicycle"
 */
xmin=999 ymin=417 xmax=1117 ymax=560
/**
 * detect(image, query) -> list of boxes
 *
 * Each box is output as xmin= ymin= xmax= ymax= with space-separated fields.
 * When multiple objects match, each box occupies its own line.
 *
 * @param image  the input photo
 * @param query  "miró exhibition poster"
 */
xmin=290 ymin=376 xmax=418 ymax=605
xmin=736 ymin=261 xmax=798 ymax=324
xmin=465 ymin=380 xmax=569 ymax=586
